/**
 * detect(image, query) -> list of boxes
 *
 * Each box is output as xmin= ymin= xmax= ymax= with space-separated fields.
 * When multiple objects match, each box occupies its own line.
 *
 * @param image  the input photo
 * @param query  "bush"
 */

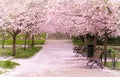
xmin=0 ymin=60 xmax=19 ymax=69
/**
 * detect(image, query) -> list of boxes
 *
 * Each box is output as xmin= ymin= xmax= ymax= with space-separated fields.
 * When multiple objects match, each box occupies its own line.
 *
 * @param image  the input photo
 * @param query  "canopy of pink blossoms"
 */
xmin=45 ymin=0 xmax=120 ymax=39
xmin=0 ymin=0 xmax=120 ymax=38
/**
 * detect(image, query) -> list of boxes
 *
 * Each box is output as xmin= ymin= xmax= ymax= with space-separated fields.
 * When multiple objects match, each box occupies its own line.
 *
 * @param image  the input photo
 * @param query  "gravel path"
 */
xmin=1 ymin=40 xmax=120 ymax=77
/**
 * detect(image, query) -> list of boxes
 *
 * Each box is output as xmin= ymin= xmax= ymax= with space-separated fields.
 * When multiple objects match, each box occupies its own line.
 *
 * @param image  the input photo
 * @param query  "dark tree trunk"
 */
xmin=112 ymin=53 xmax=116 ymax=69
xmin=7 ymin=29 xmax=21 ymax=56
xmin=83 ymin=35 xmax=87 ymax=48
xmin=83 ymin=35 xmax=87 ymax=53
xmin=24 ymin=32 xmax=29 ymax=51
xmin=12 ymin=34 xmax=16 ymax=56
xmin=31 ymin=35 xmax=34 ymax=47
xmin=104 ymin=31 xmax=108 ymax=65
xmin=2 ymin=32 xmax=5 ymax=48
xmin=94 ymin=36 xmax=97 ymax=52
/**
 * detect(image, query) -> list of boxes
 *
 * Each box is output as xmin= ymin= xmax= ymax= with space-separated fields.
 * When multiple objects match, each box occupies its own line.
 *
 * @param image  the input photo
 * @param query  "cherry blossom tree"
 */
xmin=21 ymin=5 xmax=48 ymax=49
xmin=46 ymin=0 xmax=120 ymax=58
xmin=0 ymin=0 xmax=47 ymax=56
xmin=45 ymin=0 xmax=94 ymax=47
xmin=0 ymin=0 xmax=119 ymax=57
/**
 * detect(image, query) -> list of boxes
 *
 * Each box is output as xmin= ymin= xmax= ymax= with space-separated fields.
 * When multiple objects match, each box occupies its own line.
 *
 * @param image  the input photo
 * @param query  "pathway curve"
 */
xmin=1 ymin=40 xmax=120 ymax=77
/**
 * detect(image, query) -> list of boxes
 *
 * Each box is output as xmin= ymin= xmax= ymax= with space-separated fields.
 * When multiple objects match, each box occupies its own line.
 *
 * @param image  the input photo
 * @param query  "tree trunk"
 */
xmin=83 ymin=35 xmax=87 ymax=48
xmin=94 ymin=36 xmax=97 ymax=52
xmin=24 ymin=32 xmax=29 ymax=51
xmin=7 ymin=29 xmax=21 ymax=56
xmin=31 ymin=35 xmax=34 ymax=47
xmin=27 ymin=35 xmax=31 ymax=48
xmin=12 ymin=34 xmax=16 ymax=56
xmin=104 ymin=32 xmax=108 ymax=65
xmin=2 ymin=32 xmax=5 ymax=48
xmin=112 ymin=53 xmax=116 ymax=69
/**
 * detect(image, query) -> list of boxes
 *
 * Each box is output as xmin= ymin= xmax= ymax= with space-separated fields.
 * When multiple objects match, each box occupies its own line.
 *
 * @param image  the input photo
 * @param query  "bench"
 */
xmin=73 ymin=46 xmax=86 ymax=57
xmin=87 ymin=50 xmax=104 ymax=69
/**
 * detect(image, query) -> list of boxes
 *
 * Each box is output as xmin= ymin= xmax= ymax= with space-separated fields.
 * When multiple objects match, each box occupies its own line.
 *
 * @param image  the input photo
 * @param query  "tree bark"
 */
xmin=31 ymin=35 xmax=34 ymax=47
xmin=24 ymin=32 xmax=29 ymax=51
xmin=94 ymin=36 xmax=97 ymax=52
xmin=12 ymin=34 xmax=16 ymax=56
xmin=104 ymin=31 xmax=108 ymax=65
xmin=84 ymin=35 xmax=87 ymax=47
xmin=7 ymin=29 xmax=21 ymax=56
xmin=2 ymin=31 xmax=5 ymax=48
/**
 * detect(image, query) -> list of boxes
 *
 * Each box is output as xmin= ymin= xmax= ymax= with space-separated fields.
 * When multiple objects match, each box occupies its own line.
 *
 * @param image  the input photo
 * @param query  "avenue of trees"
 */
xmin=0 ymin=0 xmax=120 ymax=58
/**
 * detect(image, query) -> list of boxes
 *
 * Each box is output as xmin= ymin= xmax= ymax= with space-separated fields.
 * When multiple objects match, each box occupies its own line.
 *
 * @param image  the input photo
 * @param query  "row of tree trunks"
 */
xmin=83 ymin=34 xmax=108 ymax=65
xmin=1 ymin=30 xmax=35 ymax=56
xmin=24 ymin=33 xmax=35 ymax=51
xmin=12 ymin=32 xmax=35 ymax=56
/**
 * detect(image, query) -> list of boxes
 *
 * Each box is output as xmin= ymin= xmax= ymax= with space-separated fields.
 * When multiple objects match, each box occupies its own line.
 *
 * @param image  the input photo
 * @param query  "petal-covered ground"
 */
xmin=1 ymin=40 xmax=120 ymax=77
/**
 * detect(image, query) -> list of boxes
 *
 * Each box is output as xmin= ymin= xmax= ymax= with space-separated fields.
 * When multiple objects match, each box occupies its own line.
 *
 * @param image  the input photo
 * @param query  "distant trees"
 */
xmin=0 ymin=0 xmax=119 ymax=57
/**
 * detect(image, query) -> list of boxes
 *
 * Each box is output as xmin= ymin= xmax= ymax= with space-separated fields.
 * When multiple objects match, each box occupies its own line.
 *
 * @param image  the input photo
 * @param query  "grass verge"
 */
xmin=72 ymin=40 xmax=83 ymax=45
xmin=0 ymin=60 xmax=19 ymax=69
xmin=0 ymin=46 xmax=42 ymax=58
xmin=105 ymin=62 xmax=120 ymax=70
xmin=0 ymin=40 xmax=45 ymax=45
xmin=0 ymin=70 xmax=4 ymax=74
xmin=15 ymin=46 xmax=42 ymax=58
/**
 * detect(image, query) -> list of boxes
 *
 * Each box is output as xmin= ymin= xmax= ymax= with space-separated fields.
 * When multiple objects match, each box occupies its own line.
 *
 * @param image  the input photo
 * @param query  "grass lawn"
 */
xmin=0 ymin=60 xmax=19 ymax=69
xmin=72 ymin=40 xmax=83 ymax=45
xmin=15 ymin=46 xmax=42 ymax=58
xmin=0 ymin=46 xmax=42 ymax=74
xmin=0 ymin=46 xmax=42 ymax=58
xmin=0 ymin=39 xmax=45 ymax=45
xmin=0 ymin=60 xmax=19 ymax=74
xmin=105 ymin=62 xmax=120 ymax=70
xmin=34 ymin=40 xmax=45 ymax=45
xmin=0 ymin=70 xmax=4 ymax=74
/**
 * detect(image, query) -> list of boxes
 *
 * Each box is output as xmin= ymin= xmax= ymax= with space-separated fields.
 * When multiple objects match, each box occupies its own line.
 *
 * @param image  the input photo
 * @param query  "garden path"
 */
xmin=1 ymin=40 xmax=120 ymax=77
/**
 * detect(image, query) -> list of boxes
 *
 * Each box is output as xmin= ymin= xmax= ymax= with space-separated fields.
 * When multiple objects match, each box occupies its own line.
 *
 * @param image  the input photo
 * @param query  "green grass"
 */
xmin=34 ymin=40 xmax=45 ymax=45
xmin=107 ymin=47 xmax=120 ymax=58
xmin=105 ymin=62 xmax=120 ymax=70
xmin=15 ymin=46 xmax=42 ymax=58
xmin=0 ymin=48 xmax=12 ymax=57
xmin=103 ymin=47 xmax=120 ymax=70
xmin=0 ymin=46 xmax=42 ymax=58
xmin=37 ymin=33 xmax=46 ymax=39
xmin=0 ymin=40 xmax=45 ymax=45
xmin=72 ymin=40 xmax=83 ymax=45
xmin=0 ymin=60 xmax=19 ymax=69
xmin=0 ymin=70 xmax=4 ymax=74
